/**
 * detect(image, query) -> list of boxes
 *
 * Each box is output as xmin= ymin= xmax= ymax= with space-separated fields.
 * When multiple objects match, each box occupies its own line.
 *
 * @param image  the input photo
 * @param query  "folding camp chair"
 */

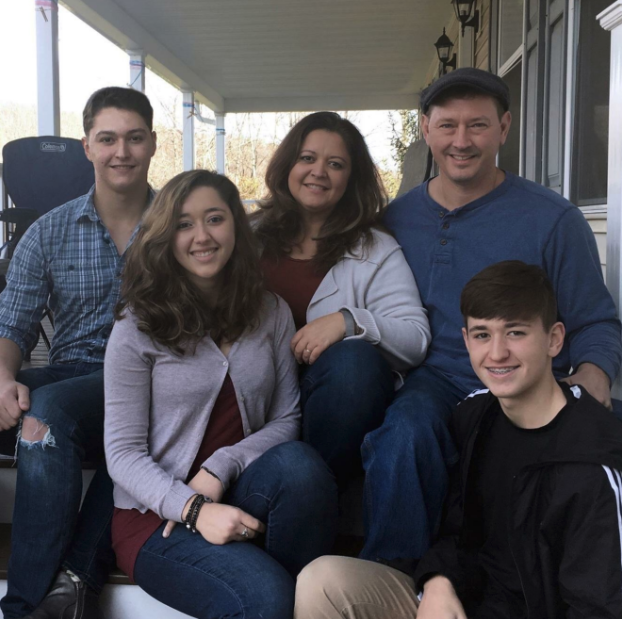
xmin=1 ymin=136 xmax=95 ymax=350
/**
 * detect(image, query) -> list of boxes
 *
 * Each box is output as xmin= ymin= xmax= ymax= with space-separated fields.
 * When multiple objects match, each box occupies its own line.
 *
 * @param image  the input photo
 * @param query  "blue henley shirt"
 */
xmin=384 ymin=172 xmax=622 ymax=394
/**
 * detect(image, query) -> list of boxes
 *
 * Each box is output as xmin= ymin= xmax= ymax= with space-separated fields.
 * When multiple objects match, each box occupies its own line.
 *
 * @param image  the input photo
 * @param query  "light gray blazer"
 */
xmin=104 ymin=293 xmax=300 ymax=522
xmin=306 ymin=229 xmax=430 ymax=374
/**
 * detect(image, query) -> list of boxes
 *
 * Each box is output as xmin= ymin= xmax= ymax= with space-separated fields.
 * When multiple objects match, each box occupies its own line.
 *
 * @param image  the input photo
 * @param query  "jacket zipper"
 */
xmin=509 ymin=474 xmax=530 ymax=618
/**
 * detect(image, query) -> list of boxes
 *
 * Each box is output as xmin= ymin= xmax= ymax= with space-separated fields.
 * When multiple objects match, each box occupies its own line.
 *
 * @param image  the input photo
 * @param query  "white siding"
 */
xmin=585 ymin=212 xmax=607 ymax=279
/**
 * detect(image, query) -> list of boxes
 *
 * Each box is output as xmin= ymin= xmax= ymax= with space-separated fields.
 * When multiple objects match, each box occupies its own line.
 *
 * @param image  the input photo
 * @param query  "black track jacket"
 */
xmin=412 ymin=384 xmax=622 ymax=619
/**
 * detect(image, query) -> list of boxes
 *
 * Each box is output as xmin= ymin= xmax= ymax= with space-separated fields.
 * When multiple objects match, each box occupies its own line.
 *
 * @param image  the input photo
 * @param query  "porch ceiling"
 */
xmin=61 ymin=0 xmax=452 ymax=113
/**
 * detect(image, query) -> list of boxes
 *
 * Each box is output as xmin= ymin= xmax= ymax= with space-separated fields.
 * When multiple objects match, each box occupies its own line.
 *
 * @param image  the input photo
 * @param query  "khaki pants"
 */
xmin=295 ymin=556 xmax=419 ymax=619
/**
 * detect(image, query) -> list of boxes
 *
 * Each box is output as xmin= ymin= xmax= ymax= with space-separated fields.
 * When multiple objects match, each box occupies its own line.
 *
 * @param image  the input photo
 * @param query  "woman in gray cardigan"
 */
xmin=254 ymin=112 xmax=431 ymax=489
xmin=104 ymin=170 xmax=337 ymax=619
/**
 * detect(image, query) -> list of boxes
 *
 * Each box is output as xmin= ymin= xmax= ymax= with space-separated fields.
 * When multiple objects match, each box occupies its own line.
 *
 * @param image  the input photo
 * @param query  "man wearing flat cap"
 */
xmin=355 ymin=67 xmax=620 ymax=566
xmin=293 ymin=68 xmax=622 ymax=619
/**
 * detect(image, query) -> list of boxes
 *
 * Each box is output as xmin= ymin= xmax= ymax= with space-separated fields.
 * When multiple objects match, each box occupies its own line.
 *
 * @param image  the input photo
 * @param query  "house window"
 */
xmin=571 ymin=0 xmax=610 ymax=207
xmin=498 ymin=0 xmax=524 ymax=69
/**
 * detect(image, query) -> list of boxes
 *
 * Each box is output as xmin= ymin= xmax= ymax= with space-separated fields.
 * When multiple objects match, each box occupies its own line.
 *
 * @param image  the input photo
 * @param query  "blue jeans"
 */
xmin=133 ymin=441 xmax=338 ymax=619
xmin=300 ymin=340 xmax=394 ymax=487
xmin=0 ymin=363 xmax=115 ymax=619
xmin=360 ymin=364 xmax=466 ymax=562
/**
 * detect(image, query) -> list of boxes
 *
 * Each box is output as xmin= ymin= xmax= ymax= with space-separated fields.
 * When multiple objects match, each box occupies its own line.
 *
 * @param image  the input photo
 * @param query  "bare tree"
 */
xmin=1 ymin=103 xmax=401 ymax=201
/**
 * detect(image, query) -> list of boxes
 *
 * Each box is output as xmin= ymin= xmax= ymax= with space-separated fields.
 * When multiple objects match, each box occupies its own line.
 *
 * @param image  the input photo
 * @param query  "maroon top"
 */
xmin=111 ymin=374 xmax=244 ymax=582
xmin=261 ymin=255 xmax=329 ymax=330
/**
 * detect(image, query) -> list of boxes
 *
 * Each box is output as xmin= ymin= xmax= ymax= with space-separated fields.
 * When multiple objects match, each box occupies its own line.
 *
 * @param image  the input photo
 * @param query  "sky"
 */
xmin=0 ymin=2 xmax=399 ymax=167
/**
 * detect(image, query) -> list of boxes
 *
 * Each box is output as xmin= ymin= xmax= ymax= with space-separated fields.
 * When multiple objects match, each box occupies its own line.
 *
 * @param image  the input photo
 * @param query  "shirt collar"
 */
xmin=75 ymin=185 xmax=156 ymax=223
xmin=75 ymin=185 xmax=99 ymax=223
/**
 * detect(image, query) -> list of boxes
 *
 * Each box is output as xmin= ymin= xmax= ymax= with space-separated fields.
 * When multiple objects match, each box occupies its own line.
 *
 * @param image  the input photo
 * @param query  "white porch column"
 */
xmin=599 ymin=1 xmax=622 ymax=398
xmin=182 ymin=91 xmax=196 ymax=171
xmin=458 ymin=28 xmax=475 ymax=68
xmin=128 ymin=50 xmax=146 ymax=92
xmin=216 ymin=113 xmax=226 ymax=174
xmin=35 ymin=0 xmax=60 ymax=136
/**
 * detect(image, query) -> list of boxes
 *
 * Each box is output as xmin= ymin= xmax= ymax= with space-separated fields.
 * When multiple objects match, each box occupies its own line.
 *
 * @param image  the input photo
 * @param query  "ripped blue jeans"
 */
xmin=0 ymin=362 xmax=115 ymax=619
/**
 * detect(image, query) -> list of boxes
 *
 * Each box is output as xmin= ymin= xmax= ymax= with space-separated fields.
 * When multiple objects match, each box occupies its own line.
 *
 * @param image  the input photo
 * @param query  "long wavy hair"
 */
xmin=254 ymin=112 xmax=387 ymax=271
xmin=117 ymin=170 xmax=264 ymax=354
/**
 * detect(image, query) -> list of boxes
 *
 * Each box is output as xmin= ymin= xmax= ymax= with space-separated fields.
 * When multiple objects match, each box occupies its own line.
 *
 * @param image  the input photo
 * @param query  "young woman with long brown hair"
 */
xmin=104 ymin=169 xmax=337 ymax=619
xmin=254 ymin=112 xmax=431 ymax=493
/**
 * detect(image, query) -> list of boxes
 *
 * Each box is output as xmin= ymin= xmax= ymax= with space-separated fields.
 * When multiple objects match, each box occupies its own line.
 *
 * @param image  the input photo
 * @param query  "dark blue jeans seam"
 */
xmin=63 ymin=504 xmax=113 ymax=593
xmin=138 ymin=547 xmax=246 ymax=618
xmin=361 ymin=435 xmax=376 ymax=532
xmin=299 ymin=375 xmax=317 ymax=405
xmin=20 ymin=412 xmax=85 ymax=583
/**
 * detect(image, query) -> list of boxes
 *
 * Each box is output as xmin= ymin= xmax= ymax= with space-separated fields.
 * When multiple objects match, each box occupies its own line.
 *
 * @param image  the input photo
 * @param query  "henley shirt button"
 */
xmin=440 ymin=239 xmax=447 ymax=246
xmin=222 ymin=361 xmax=228 ymax=367
xmin=439 ymin=212 xmax=445 ymax=219
xmin=442 ymin=223 xmax=450 ymax=230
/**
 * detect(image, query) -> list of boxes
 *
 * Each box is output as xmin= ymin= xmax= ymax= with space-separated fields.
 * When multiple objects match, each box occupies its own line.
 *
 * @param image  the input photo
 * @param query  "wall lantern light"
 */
xmin=434 ymin=28 xmax=457 ymax=74
xmin=452 ymin=0 xmax=480 ymax=37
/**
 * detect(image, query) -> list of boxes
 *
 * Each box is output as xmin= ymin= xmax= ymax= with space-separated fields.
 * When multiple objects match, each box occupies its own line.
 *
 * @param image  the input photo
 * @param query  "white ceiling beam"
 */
xmin=61 ymin=0 xmax=225 ymax=111
xmin=223 ymin=94 xmax=421 ymax=114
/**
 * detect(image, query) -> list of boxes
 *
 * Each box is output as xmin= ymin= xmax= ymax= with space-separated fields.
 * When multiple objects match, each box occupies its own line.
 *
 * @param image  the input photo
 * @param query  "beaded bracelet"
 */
xmin=183 ymin=494 xmax=213 ymax=533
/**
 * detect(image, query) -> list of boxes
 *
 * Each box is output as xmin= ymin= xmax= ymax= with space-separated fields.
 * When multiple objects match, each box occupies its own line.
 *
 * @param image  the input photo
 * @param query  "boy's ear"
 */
xmin=548 ymin=322 xmax=565 ymax=358
xmin=82 ymin=135 xmax=91 ymax=160
xmin=462 ymin=326 xmax=469 ymax=351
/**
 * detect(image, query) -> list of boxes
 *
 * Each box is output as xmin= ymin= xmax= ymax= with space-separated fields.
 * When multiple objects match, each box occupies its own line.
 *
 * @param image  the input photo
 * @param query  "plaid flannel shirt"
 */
xmin=0 ymin=185 xmax=153 ymax=364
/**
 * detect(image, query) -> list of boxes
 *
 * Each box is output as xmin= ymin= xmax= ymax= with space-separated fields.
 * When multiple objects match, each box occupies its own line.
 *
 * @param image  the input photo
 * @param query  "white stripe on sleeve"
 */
xmin=602 ymin=466 xmax=622 ymax=574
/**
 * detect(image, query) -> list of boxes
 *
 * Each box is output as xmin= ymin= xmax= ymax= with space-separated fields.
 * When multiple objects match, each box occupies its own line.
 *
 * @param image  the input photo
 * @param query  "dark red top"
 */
xmin=261 ymin=254 xmax=329 ymax=330
xmin=111 ymin=374 xmax=244 ymax=582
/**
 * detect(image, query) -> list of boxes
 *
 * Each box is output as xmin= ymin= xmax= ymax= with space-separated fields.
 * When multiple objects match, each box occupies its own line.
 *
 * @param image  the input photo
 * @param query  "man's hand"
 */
xmin=561 ymin=363 xmax=611 ymax=410
xmin=163 ymin=468 xmax=225 ymax=537
xmin=417 ymin=576 xmax=467 ymax=619
xmin=0 ymin=379 xmax=30 ymax=431
xmin=291 ymin=313 xmax=346 ymax=365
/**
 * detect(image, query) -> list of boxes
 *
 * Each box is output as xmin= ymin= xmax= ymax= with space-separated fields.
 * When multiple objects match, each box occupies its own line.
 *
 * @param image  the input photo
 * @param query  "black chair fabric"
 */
xmin=1 ymin=136 xmax=95 ymax=353
xmin=2 ymin=136 xmax=94 ymax=217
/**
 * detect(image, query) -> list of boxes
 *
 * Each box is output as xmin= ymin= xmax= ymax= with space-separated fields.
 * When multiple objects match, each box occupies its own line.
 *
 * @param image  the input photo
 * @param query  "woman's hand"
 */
xmin=163 ymin=469 xmax=225 ymax=537
xmin=291 ymin=312 xmax=346 ymax=365
xmin=195 ymin=502 xmax=266 ymax=545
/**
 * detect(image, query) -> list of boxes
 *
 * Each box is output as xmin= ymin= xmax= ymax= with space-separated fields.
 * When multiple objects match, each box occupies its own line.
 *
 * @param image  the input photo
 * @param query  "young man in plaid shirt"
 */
xmin=0 ymin=86 xmax=156 ymax=619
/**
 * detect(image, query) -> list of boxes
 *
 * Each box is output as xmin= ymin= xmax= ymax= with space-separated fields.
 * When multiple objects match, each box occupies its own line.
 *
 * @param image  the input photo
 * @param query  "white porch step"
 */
xmin=0 ymin=579 xmax=194 ymax=619
xmin=0 ymin=467 xmax=193 ymax=619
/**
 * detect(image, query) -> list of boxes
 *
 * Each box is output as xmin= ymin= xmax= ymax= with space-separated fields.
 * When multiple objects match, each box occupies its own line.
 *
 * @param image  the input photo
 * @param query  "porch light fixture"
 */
xmin=434 ymin=29 xmax=457 ymax=74
xmin=452 ymin=0 xmax=480 ymax=36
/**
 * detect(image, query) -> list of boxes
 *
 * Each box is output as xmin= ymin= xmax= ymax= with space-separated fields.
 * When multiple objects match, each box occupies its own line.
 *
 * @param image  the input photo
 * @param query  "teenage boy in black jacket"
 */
xmin=295 ymin=260 xmax=622 ymax=619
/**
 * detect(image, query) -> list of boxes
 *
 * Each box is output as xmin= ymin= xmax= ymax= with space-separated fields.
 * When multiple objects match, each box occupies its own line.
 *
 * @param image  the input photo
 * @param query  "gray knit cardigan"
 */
xmin=104 ymin=293 xmax=300 ymax=522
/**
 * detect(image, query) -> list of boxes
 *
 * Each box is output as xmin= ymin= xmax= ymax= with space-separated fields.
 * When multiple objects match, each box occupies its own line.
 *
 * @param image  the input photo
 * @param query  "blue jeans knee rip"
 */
xmin=17 ymin=416 xmax=57 ymax=449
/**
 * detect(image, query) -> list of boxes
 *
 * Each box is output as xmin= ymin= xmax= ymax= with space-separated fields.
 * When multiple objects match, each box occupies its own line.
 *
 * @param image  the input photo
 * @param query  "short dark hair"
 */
xmin=460 ymin=261 xmax=558 ymax=330
xmin=255 ymin=111 xmax=386 ymax=271
xmin=83 ymin=87 xmax=154 ymax=135
xmin=427 ymin=85 xmax=506 ymax=119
